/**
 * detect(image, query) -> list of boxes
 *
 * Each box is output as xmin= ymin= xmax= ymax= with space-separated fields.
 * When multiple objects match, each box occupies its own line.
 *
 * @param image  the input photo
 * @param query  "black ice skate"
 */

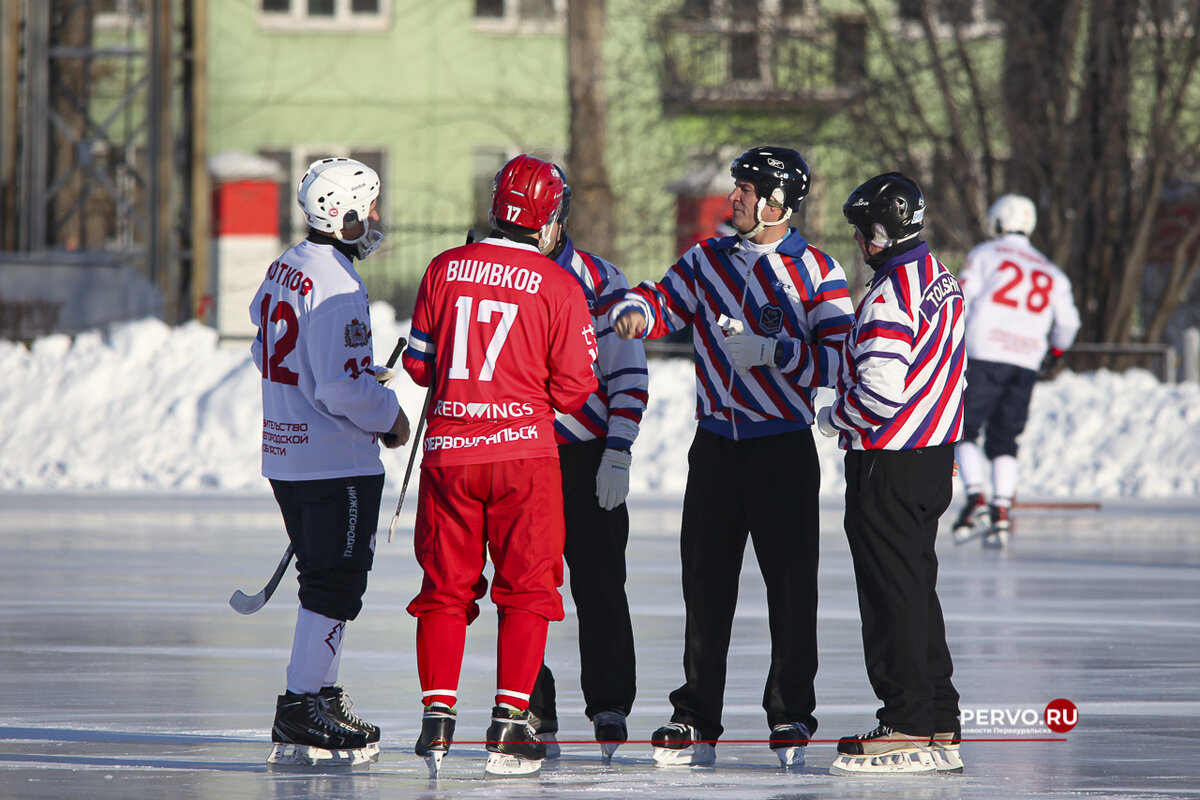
xmin=769 ymin=721 xmax=810 ymax=767
xmin=484 ymin=705 xmax=546 ymax=775
xmin=952 ymin=493 xmax=991 ymax=545
xmin=527 ymin=711 xmax=561 ymax=759
xmin=593 ymin=710 xmax=628 ymax=760
xmin=650 ymin=721 xmax=715 ymax=766
xmin=983 ymin=505 xmax=1011 ymax=548
xmin=319 ymin=686 xmax=381 ymax=744
xmin=830 ymin=723 xmax=937 ymax=775
xmin=268 ymin=691 xmax=377 ymax=767
xmin=414 ymin=703 xmax=456 ymax=777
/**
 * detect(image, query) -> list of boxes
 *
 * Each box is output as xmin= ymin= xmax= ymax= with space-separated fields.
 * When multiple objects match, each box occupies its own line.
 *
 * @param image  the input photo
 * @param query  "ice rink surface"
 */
xmin=2 ymin=491 xmax=1198 ymax=800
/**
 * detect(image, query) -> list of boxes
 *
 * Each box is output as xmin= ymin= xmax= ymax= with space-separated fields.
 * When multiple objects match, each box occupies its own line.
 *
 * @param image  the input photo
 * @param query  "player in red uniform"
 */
xmin=401 ymin=154 xmax=598 ymax=776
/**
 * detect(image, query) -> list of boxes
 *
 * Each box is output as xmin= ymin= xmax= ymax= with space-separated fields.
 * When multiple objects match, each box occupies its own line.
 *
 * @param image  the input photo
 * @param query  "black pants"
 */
xmin=667 ymin=427 xmax=821 ymax=741
xmin=961 ymin=359 xmax=1038 ymax=459
xmin=843 ymin=445 xmax=960 ymax=737
xmin=270 ymin=473 xmax=384 ymax=622
xmin=529 ymin=439 xmax=636 ymax=722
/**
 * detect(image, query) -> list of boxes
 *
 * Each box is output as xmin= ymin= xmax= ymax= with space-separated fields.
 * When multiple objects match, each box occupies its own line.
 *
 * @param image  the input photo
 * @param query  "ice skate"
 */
xmin=930 ymin=731 xmax=964 ymax=773
xmin=593 ymin=710 xmax=628 ymax=760
xmin=952 ymin=493 xmax=990 ymax=545
xmin=829 ymin=724 xmax=937 ymax=775
xmin=527 ymin=711 xmax=561 ymax=759
xmin=319 ymin=686 xmax=381 ymax=746
xmin=267 ymin=691 xmax=377 ymax=768
xmin=650 ymin=721 xmax=715 ymax=766
xmin=983 ymin=505 xmax=1011 ymax=548
xmin=414 ymin=703 xmax=456 ymax=777
xmin=769 ymin=721 xmax=810 ymax=767
xmin=484 ymin=705 xmax=546 ymax=775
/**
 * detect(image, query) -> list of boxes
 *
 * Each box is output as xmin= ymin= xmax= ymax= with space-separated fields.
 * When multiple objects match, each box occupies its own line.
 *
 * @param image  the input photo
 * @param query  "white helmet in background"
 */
xmin=297 ymin=157 xmax=383 ymax=258
xmin=987 ymin=194 xmax=1037 ymax=237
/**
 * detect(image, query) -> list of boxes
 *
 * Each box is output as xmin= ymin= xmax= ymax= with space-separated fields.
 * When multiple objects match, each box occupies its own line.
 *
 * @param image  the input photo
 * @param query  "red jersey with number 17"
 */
xmin=402 ymin=236 xmax=598 ymax=468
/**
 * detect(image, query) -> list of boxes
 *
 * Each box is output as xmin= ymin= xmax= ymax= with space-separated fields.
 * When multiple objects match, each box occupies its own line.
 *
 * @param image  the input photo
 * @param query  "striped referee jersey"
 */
xmin=553 ymin=237 xmax=649 ymax=451
xmin=614 ymin=230 xmax=853 ymax=438
xmin=829 ymin=241 xmax=967 ymax=450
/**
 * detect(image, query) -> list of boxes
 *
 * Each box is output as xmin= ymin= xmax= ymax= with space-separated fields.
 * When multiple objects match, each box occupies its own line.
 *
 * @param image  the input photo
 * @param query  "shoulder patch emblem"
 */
xmin=344 ymin=318 xmax=371 ymax=348
xmin=759 ymin=305 xmax=784 ymax=335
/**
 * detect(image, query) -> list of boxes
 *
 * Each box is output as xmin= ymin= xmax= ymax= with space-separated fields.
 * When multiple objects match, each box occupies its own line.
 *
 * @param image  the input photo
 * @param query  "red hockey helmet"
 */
xmin=490 ymin=155 xmax=565 ymax=231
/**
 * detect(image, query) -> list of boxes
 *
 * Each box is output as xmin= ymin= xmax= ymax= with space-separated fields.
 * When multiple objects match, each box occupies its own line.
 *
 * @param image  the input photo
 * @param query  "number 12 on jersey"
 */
xmin=448 ymin=296 xmax=519 ymax=382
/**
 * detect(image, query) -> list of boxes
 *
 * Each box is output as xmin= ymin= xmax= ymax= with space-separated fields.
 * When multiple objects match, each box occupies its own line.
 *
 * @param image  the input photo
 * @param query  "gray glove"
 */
xmin=595 ymin=448 xmax=632 ymax=511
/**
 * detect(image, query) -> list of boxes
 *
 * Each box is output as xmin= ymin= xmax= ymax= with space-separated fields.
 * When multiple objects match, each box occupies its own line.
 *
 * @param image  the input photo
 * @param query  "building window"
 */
xmin=471 ymin=147 xmax=564 ymax=234
xmin=258 ymin=147 xmax=387 ymax=243
xmin=257 ymin=0 xmax=391 ymax=31
xmin=473 ymin=0 xmax=565 ymax=33
xmin=894 ymin=0 xmax=1000 ymax=37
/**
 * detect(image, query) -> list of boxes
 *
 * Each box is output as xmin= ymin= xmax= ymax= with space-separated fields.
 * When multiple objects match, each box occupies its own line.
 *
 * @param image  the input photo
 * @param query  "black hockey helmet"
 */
xmin=843 ymin=172 xmax=926 ymax=242
xmin=730 ymin=146 xmax=811 ymax=214
xmin=552 ymin=163 xmax=573 ymax=226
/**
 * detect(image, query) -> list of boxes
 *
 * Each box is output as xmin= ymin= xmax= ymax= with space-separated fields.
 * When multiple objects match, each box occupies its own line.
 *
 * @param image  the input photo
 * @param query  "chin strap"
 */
xmin=738 ymin=192 xmax=790 ymax=241
xmin=338 ymin=219 xmax=384 ymax=259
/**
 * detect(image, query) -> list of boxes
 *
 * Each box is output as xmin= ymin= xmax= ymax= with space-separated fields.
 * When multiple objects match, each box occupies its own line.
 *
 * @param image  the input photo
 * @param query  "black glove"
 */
xmin=1038 ymin=349 xmax=1063 ymax=381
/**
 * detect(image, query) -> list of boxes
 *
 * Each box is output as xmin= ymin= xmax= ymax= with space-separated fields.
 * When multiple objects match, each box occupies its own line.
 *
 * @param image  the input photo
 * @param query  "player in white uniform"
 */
xmin=952 ymin=194 xmax=1080 ymax=547
xmin=250 ymin=157 xmax=411 ymax=766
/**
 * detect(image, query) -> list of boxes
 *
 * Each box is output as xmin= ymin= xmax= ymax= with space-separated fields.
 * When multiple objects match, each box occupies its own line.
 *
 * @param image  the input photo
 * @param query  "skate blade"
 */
xmin=421 ymin=749 xmax=446 ymax=777
xmin=982 ymin=530 xmax=1009 ymax=549
xmin=952 ymin=523 xmax=986 ymax=545
xmin=830 ymin=749 xmax=937 ymax=775
xmin=931 ymin=748 xmax=964 ymax=773
xmin=599 ymin=740 xmax=620 ymax=760
xmin=774 ymin=745 xmax=805 ymax=767
xmin=651 ymin=742 xmax=715 ymax=766
xmin=267 ymin=742 xmax=378 ymax=768
xmin=484 ymin=751 xmax=543 ymax=775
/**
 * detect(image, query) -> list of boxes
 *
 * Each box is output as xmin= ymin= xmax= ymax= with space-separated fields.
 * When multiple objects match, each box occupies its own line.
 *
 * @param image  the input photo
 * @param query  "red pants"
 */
xmin=407 ymin=457 xmax=566 ymax=709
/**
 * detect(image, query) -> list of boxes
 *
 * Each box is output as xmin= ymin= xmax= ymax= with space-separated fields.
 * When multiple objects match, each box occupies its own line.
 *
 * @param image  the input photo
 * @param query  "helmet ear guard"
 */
xmin=843 ymin=172 xmax=925 ymax=247
xmin=297 ymin=157 xmax=384 ymax=258
xmin=729 ymin=146 xmax=811 ymax=239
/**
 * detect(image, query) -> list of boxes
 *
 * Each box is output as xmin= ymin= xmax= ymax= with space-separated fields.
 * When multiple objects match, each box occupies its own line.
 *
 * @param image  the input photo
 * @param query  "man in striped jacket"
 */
xmin=526 ymin=166 xmax=649 ymax=760
xmin=816 ymin=172 xmax=966 ymax=776
xmin=612 ymin=146 xmax=854 ymax=768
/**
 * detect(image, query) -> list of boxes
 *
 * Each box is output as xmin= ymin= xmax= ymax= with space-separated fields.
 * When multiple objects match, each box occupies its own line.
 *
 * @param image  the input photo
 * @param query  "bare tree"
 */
xmin=837 ymin=0 xmax=1200 ymax=351
xmin=566 ymin=0 xmax=616 ymax=259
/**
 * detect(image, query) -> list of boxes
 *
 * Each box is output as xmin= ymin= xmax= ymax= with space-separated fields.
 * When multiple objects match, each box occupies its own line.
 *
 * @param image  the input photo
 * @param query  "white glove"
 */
xmin=716 ymin=314 xmax=744 ymax=337
xmin=595 ymin=448 xmax=632 ymax=511
xmin=725 ymin=333 xmax=777 ymax=371
xmin=815 ymin=406 xmax=838 ymax=438
xmin=367 ymin=365 xmax=396 ymax=386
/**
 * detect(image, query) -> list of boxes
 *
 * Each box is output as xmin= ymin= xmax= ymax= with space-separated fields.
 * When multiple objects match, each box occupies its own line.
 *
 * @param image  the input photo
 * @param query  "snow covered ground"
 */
xmin=2 ymin=302 xmax=1199 ymax=498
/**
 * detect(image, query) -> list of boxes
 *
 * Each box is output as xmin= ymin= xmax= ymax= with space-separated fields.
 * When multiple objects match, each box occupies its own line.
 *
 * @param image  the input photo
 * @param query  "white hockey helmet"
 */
xmin=297 ymin=157 xmax=383 ymax=257
xmin=987 ymin=194 xmax=1037 ymax=237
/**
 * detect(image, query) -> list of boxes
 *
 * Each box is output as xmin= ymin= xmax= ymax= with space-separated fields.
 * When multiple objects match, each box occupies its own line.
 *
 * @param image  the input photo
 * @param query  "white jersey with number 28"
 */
xmin=958 ymin=233 xmax=1080 ymax=372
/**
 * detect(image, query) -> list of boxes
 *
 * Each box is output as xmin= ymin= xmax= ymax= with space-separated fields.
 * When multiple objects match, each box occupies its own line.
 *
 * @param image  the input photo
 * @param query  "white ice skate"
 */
xmin=650 ymin=722 xmax=716 ymax=766
xmin=952 ymin=494 xmax=990 ymax=545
